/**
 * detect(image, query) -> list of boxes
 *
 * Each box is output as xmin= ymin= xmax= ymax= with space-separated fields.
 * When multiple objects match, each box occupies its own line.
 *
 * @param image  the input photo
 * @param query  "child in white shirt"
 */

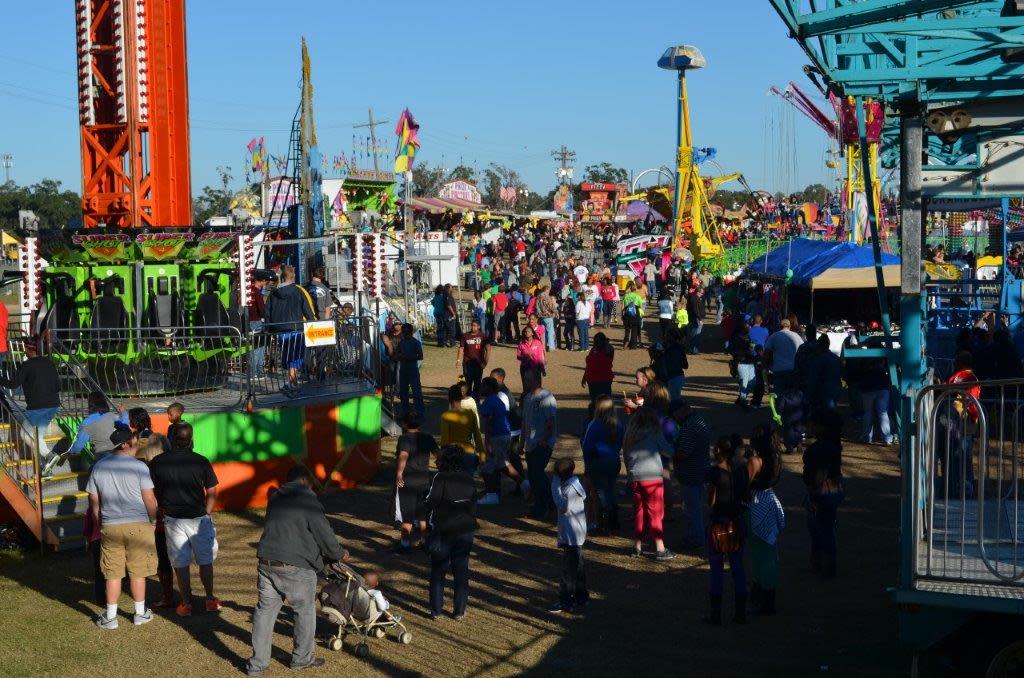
xmin=363 ymin=570 xmax=390 ymax=613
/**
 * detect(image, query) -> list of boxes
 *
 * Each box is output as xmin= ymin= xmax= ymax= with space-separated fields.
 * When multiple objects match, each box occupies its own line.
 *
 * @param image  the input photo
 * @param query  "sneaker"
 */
xmin=176 ymin=602 xmax=192 ymax=617
xmin=133 ymin=608 xmax=154 ymax=626
xmin=547 ymin=602 xmax=572 ymax=614
xmin=205 ymin=597 xmax=223 ymax=613
xmin=476 ymin=493 xmax=500 ymax=506
xmin=94 ymin=613 xmax=118 ymax=630
xmin=291 ymin=657 xmax=326 ymax=671
xmin=655 ymin=549 xmax=677 ymax=562
xmin=630 ymin=545 xmax=643 ymax=558
xmin=40 ymin=453 xmax=64 ymax=479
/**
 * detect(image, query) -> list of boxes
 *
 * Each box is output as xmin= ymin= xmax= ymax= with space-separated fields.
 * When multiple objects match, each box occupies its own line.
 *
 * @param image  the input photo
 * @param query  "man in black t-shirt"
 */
xmin=148 ymin=422 xmax=221 ymax=617
xmin=393 ymin=412 xmax=438 ymax=553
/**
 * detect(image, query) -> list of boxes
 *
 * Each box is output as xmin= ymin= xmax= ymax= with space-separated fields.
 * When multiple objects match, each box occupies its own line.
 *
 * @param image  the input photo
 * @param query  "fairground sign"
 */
xmin=438 ymin=180 xmax=482 ymax=204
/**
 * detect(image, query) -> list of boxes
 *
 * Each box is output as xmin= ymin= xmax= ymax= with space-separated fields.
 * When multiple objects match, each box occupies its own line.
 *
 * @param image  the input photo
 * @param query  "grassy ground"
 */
xmin=0 ymin=316 xmax=918 ymax=677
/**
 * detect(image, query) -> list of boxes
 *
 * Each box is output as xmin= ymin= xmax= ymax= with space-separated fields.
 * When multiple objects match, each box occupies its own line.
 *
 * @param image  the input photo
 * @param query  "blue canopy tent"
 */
xmin=743 ymin=238 xmax=900 ymax=290
xmin=743 ymin=238 xmax=901 ymax=323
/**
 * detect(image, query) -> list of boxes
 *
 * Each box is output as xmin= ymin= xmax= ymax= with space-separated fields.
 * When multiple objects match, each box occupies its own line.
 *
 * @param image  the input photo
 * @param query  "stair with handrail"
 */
xmin=0 ymin=332 xmax=117 ymax=551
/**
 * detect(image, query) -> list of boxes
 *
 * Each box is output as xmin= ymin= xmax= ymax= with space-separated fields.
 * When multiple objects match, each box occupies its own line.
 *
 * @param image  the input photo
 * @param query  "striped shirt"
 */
xmin=750 ymin=488 xmax=785 ymax=546
xmin=673 ymin=411 xmax=712 ymax=485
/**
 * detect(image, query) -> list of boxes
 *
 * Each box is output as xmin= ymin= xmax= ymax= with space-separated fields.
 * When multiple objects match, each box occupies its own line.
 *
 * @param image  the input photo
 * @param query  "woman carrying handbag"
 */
xmin=704 ymin=437 xmax=749 ymax=626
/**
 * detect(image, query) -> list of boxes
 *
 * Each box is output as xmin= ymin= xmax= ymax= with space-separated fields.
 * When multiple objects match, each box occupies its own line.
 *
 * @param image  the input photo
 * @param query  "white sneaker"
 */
xmin=476 ymin=493 xmax=500 ymax=506
xmin=94 ymin=613 xmax=118 ymax=630
xmin=133 ymin=609 xmax=153 ymax=626
xmin=40 ymin=453 xmax=63 ymax=479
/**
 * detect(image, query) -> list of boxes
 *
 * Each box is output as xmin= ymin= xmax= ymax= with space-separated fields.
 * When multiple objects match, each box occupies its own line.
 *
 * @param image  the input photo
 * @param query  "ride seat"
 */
xmin=43 ymin=274 xmax=81 ymax=345
xmin=91 ymin=277 xmax=128 ymax=351
xmin=194 ymin=276 xmax=230 ymax=341
xmin=146 ymin=276 xmax=184 ymax=344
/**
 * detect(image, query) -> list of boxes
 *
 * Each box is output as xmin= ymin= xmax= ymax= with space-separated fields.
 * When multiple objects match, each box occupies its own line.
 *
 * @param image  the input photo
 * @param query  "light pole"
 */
xmin=658 ymin=45 xmax=712 ymax=256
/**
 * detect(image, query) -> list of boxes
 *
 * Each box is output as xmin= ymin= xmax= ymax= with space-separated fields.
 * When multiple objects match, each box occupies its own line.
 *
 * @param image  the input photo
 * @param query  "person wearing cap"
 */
xmin=148 ymin=422 xmax=221 ymax=617
xmin=1 ymin=337 xmax=60 ymax=467
xmin=87 ymin=426 xmax=159 ymax=630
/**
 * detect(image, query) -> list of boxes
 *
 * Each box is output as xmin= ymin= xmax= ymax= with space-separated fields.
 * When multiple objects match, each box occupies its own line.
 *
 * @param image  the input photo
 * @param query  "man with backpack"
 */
xmin=621 ymin=282 xmax=645 ymax=350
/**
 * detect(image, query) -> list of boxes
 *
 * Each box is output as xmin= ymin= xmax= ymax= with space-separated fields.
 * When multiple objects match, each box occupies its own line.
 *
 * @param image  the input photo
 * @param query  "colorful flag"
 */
xmin=393 ymin=108 xmax=420 ymax=173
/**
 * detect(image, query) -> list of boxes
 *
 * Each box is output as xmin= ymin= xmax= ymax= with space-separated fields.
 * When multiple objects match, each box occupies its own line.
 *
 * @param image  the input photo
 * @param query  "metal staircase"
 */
xmin=0 ymin=333 xmax=117 ymax=551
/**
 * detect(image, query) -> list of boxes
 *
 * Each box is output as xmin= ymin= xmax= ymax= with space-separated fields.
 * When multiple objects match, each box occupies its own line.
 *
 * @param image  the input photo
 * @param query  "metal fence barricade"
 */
xmin=915 ymin=378 xmax=1024 ymax=591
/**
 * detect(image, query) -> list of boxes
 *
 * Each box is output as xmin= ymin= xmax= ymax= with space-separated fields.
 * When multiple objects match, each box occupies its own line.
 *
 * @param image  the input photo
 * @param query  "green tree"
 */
xmin=481 ymin=163 xmax=525 ymax=207
xmin=799 ymin=183 xmax=830 ymax=204
xmin=582 ymin=162 xmax=629 ymax=185
xmin=192 ymin=166 xmax=233 ymax=225
xmin=447 ymin=165 xmax=476 ymax=183
xmin=0 ymin=179 xmax=82 ymax=229
xmin=410 ymin=163 xmax=447 ymax=197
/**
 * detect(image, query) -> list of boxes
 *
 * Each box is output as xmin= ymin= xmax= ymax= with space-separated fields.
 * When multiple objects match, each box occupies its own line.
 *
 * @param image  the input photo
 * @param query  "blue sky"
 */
xmin=0 ymin=1 xmax=834 ymax=199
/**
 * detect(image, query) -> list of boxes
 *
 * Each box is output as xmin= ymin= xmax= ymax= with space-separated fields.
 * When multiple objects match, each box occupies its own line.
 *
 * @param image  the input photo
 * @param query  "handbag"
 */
xmin=709 ymin=519 xmax=742 ymax=555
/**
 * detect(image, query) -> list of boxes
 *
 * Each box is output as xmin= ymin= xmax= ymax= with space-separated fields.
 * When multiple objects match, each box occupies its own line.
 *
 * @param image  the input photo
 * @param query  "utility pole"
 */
xmin=551 ymin=145 xmax=576 ymax=184
xmin=0 ymin=154 xmax=12 ymax=183
xmin=353 ymin=108 xmax=390 ymax=175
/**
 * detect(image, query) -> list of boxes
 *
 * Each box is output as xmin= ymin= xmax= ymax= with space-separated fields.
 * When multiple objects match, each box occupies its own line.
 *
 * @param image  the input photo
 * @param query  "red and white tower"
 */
xmin=76 ymin=0 xmax=192 ymax=228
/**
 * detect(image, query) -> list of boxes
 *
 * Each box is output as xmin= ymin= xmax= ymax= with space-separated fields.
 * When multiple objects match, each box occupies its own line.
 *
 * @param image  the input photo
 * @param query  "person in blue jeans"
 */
xmin=704 ymin=437 xmax=749 ymax=625
xmin=1 ymin=339 xmax=61 ymax=465
xmin=395 ymin=324 xmax=425 ymax=417
xmin=522 ymin=367 xmax=557 ymax=519
xmin=581 ymin=395 xmax=623 ymax=531
xmin=802 ymin=409 xmax=844 ymax=579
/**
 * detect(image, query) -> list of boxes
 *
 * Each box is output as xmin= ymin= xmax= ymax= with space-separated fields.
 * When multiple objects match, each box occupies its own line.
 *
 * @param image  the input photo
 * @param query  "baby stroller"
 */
xmin=317 ymin=563 xmax=412 ymax=658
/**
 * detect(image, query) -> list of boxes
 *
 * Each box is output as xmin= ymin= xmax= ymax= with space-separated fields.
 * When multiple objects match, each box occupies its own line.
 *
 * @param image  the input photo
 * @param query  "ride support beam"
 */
xmin=896 ymin=104 xmax=925 ymax=592
xmin=789 ymin=0 xmax=982 ymax=38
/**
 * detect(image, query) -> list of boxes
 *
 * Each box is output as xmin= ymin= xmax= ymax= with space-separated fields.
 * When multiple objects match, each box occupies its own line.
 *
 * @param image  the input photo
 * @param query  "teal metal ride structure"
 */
xmin=769 ymin=0 xmax=1024 ymax=662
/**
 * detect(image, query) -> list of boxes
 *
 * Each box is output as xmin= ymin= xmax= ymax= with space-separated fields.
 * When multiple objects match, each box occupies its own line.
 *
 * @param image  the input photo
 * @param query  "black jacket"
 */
xmin=256 ymin=480 xmax=345 ymax=571
xmin=427 ymin=470 xmax=478 ymax=537
xmin=264 ymin=283 xmax=315 ymax=332
xmin=2 ymin=356 xmax=60 ymax=410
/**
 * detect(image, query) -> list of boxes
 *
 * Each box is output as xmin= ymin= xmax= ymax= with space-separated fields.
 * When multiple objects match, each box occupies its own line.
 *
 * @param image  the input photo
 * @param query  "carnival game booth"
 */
xmin=742 ymin=237 xmax=901 ymax=326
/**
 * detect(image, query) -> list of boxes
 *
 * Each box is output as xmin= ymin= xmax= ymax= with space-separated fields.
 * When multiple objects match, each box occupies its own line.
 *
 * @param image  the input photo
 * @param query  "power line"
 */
xmin=551 ymin=144 xmax=576 ymax=184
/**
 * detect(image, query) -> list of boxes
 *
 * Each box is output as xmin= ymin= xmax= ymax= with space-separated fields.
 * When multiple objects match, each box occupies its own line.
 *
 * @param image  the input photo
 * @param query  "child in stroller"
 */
xmin=318 ymin=562 xmax=412 ymax=658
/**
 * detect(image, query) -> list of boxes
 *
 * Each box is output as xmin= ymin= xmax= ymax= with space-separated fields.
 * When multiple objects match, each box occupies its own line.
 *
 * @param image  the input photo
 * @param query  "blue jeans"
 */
xmin=647 ymin=280 xmax=657 ymax=299
xmin=737 ymin=363 xmax=756 ymax=400
xmin=576 ymin=320 xmax=590 ymax=351
xmin=541 ymin=317 xmax=556 ymax=350
xmin=689 ymin=323 xmax=703 ymax=354
xmin=586 ymin=457 xmax=619 ymax=526
xmin=681 ymin=483 xmax=705 ymax=547
xmin=526 ymin=444 xmax=554 ymax=517
xmin=248 ymin=320 xmax=266 ymax=377
xmin=806 ymin=491 xmax=844 ymax=565
xmin=709 ymin=544 xmax=747 ymax=596
xmin=26 ymin=407 xmax=58 ymax=457
xmin=667 ymin=375 xmax=686 ymax=400
xmin=399 ymin=367 xmax=425 ymax=416
xmin=861 ymin=389 xmax=893 ymax=444
xmin=429 ymin=533 xmax=473 ymax=616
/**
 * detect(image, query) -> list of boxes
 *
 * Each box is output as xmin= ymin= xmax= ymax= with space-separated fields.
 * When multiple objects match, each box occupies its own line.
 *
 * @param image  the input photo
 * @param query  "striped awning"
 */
xmin=402 ymin=196 xmax=485 ymax=214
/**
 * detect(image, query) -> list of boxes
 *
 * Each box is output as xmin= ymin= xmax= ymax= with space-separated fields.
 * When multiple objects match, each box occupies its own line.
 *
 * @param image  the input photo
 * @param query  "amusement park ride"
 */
xmin=770 ymin=0 xmax=1024 ymax=671
xmin=0 ymin=1 xmax=382 ymax=551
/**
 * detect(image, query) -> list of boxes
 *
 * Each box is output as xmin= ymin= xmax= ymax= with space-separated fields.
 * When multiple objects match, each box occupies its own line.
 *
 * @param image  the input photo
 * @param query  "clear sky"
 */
xmin=0 ymin=1 xmax=834 ymax=199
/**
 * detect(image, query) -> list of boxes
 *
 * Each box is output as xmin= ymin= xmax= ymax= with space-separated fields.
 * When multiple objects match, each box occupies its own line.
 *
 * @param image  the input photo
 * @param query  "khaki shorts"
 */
xmin=100 ymin=522 xmax=157 ymax=580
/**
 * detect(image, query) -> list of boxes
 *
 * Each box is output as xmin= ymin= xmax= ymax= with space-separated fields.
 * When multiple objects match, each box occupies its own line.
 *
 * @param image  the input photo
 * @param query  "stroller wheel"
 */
xmin=399 ymin=632 xmax=413 ymax=645
xmin=355 ymin=643 xmax=369 ymax=658
xmin=372 ymin=627 xmax=386 ymax=639
xmin=329 ymin=638 xmax=343 ymax=652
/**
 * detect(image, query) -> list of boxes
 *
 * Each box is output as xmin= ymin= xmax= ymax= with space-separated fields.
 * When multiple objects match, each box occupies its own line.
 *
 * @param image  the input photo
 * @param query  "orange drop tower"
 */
xmin=76 ymin=0 xmax=192 ymax=228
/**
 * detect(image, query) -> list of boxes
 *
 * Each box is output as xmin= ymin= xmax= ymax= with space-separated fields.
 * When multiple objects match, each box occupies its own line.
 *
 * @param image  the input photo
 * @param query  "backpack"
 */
xmin=624 ymin=301 xmax=638 ymax=318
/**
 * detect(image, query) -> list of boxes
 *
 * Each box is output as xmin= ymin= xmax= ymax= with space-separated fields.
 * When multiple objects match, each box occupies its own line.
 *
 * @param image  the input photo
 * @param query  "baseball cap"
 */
xmin=109 ymin=424 xmax=136 ymax=450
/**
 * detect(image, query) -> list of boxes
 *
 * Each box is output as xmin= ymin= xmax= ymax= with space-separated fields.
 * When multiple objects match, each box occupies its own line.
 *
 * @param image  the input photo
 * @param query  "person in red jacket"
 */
xmin=581 ymin=332 xmax=615 ymax=401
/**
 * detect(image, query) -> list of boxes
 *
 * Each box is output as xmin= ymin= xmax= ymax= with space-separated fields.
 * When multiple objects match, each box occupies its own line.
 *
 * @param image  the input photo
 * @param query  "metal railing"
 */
xmin=915 ymin=378 xmax=1024 ymax=588
xmin=28 ymin=314 xmax=381 ymax=411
